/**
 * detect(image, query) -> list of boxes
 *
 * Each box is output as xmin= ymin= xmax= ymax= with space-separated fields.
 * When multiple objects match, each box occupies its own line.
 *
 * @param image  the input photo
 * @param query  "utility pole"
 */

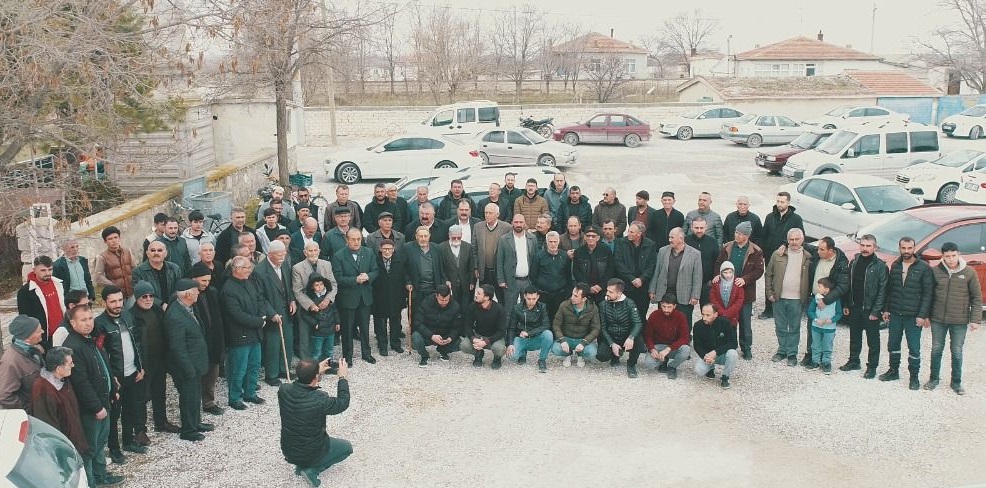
xmin=870 ymin=2 xmax=877 ymax=53
xmin=318 ymin=0 xmax=338 ymax=146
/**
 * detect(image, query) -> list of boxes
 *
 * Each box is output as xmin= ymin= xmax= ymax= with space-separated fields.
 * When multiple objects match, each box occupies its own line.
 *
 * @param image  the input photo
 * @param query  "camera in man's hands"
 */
xmin=327 ymin=359 xmax=340 ymax=370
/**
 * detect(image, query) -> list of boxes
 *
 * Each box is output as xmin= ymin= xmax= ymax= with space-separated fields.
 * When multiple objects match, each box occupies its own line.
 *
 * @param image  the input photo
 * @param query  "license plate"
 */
xmin=756 ymin=159 xmax=766 ymax=167
xmin=966 ymin=181 xmax=979 ymax=191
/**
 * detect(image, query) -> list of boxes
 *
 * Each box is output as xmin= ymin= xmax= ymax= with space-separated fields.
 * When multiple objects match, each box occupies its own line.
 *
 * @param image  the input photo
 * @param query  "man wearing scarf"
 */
xmin=0 ymin=315 xmax=46 ymax=412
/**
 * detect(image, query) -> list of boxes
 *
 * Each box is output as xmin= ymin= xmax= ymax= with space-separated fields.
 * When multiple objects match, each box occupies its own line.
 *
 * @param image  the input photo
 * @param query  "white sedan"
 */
xmin=955 ymin=165 xmax=986 ymax=204
xmin=476 ymin=128 xmax=577 ymax=166
xmin=802 ymin=105 xmax=908 ymax=129
xmin=324 ymin=135 xmax=480 ymax=184
xmin=896 ymin=149 xmax=986 ymax=203
xmin=719 ymin=114 xmax=803 ymax=148
xmin=658 ymin=105 xmax=745 ymax=140
xmin=941 ymin=104 xmax=986 ymax=140
xmin=394 ymin=165 xmax=561 ymax=200
xmin=783 ymin=173 xmax=922 ymax=240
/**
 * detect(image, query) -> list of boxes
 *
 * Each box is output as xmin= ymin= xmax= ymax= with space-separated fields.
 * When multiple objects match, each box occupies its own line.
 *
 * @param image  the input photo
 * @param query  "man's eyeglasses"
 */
xmin=139 ymin=294 xmax=154 ymax=299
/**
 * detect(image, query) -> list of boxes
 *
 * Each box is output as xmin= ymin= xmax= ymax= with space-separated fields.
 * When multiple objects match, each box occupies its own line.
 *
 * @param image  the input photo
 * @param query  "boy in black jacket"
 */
xmin=692 ymin=304 xmax=739 ymax=389
xmin=304 ymin=274 xmax=341 ymax=363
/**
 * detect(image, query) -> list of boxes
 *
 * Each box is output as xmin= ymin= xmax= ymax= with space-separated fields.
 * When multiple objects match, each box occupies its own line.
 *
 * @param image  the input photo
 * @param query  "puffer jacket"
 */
xmin=930 ymin=260 xmax=983 ymax=325
xmin=507 ymin=302 xmax=551 ymax=341
xmin=555 ymin=195 xmax=593 ymax=231
xmin=552 ymin=299 xmax=601 ymax=343
xmin=413 ymin=296 xmax=462 ymax=338
xmin=845 ymin=254 xmax=889 ymax=312
xmin=884 ymin=257 xmax=934 ymax=318
xmin=62 ymin=329 xmax=115 ymax=415
xmin=513 ymin=193 xmax=549 ymax=229
xmin=278 ymin=379 xmax=350 ymax=468
xmin=598 ymin=297 xmax=642 ymax=346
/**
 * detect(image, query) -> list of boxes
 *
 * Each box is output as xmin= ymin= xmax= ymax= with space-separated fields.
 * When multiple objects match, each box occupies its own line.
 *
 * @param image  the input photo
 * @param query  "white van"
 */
xmin=414 ymin=100 xmax=500 ymax=139
xmin=782 ymin=121 xmax=941 ymax=180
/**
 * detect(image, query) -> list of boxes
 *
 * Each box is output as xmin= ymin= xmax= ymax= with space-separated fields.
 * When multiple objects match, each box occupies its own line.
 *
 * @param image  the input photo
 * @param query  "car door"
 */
xmin=775 ymin=116 xmax=800 ymax=144
xmin=822 ymin=181 xmax=862 ymax=236
xmin=431 ymin=110 xmax=453 ymax=129
xmin=581 ymin=115 xmax=608 ymax=143
xmin=793 ymin=178 xmax=831 ymax=239
xmin=374 ymin=137 xmax=415 ymax=177
xmin=450 ymin=108 xmax=477 ymax=137
xmin=606 ymin=115 xmax=630 ymax=143
xmin=882 ymin=131 xmax=909 ymax=177
xmin=480 ymin=131 xmax=507 ymax=164
xmin=694 ymin=108 xmax=721 ymax=136
xmin=755 ymin=116 xmax=777 ymax=143
xmin=840 ymin=134 xmax=883 ymax=176
xmin=923 ymin=222 xmax=986 ymax=291
xmin=505 ymin=130 xmax=535 ymax=165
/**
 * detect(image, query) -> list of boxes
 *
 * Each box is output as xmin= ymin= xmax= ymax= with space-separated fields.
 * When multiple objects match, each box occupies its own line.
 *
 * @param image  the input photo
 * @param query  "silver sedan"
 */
xmin=720 ymin=114 xmax=804 ymax=148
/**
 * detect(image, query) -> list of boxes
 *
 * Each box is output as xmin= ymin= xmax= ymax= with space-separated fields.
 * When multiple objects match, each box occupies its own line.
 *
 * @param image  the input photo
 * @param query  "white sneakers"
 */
xmin=563 ymin=355 xmax=572 ymax=368
xmin=576 ymin=355 xmax=585 ymax=368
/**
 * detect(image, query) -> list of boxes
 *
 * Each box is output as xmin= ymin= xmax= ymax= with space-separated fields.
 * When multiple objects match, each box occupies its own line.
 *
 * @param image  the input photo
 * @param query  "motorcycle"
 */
xmin=519 ymin=115 xmax=554 ymax=139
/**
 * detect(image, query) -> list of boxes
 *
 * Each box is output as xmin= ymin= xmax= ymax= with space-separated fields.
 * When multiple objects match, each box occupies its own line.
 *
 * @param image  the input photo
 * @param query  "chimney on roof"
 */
xmin=817 ymin=31 xmax=824 ymax=41
xmin=610 ymin=28 xmax=614 ymax=38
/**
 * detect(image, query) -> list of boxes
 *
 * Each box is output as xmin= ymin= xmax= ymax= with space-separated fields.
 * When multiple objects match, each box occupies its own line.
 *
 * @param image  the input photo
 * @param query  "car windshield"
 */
xmin=854 ymin=212 xmax=938 ymax=255
xmin=790 ymin=132 xmax=818 ymax=149
xmin=816 ymin=130 xmax=858 ymax=154
xmin=825 ymin=106 xmax=851 ymax=116
xmin=855 ymin=186 xmax=919 ymax=213
xmin=737 ymin=114 xmax=756 ymax=124
xmin=960 ymin=106 xmax=986 ymax=117
xmin=518 ymin=128 xmax=547 ymax=143
xmin=931 ymin=150 xmax=985 ymax=168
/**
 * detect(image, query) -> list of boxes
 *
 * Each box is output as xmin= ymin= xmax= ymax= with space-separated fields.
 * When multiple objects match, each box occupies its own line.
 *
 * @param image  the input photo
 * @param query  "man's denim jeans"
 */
xmin=511 ymin=330 xmax=554 ymax=361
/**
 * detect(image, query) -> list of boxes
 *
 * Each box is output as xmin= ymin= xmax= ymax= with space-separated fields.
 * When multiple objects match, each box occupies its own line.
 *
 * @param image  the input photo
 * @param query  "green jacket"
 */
xmin=930 ymin=260 xmax=983 ymax=325
xmin=163 ymin=301 xmax=209 ymax=380
xmin=552 ymin=299 xmax=601 ymax=343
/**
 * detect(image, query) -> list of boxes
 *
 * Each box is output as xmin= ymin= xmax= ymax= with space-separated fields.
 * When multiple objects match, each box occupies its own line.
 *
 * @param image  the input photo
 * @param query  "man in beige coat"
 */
xmin=292 ymin=242 xmax=337 ymax=360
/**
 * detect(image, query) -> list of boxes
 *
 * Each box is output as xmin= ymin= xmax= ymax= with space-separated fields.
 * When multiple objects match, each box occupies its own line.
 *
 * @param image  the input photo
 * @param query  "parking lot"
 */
xmin=113 ymin=133 xmax=986 ymax=488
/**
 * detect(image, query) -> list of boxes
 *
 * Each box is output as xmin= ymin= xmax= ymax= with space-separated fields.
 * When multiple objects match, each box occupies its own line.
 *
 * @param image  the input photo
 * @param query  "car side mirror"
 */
xmin=374 ymin=147 xmax=385 ymax=153
xmin=840 ymin=202 xmax=858 ymax=211
xmin=921 ymin=248 xmax=942 ymax=262
xmin=698 ymin=115 xmax=706 ymax=120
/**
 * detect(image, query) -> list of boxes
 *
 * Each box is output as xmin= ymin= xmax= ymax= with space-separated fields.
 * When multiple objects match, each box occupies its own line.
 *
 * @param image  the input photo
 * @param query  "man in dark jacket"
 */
xmin=94 ymin=286 xmax=145 ymax=459
xmin=279 ymin=358 xmax=352 ymax=488
xmin=437 ymin=179 xmax=475 ymax=221
xmin=595 ymin=279 xmax=645 ymax=378
xmin=627 ymin=191 xmax=657 ymax=232
xmin=189 ymin=264 xmax=226 ymax=414
xmin=405 ymin=226 xmax=447 ymax=314
xmin=555 ymin=186 xmax=592 ymax=232
xmin=839 ymin=234 xmax=889 ymax=379
xmin=647 ymin=191 xmax=684 ymax=249
xmin=458 ymin=285 xmax=507 ymax=369
xmin=253 ymin=240 xmax=297 ymax=385
xmin=474 ymin=183 xmax=513 ymax=222
xmin=572 ymin=226 xmax=614 ymax=304
xmin=53 ymin=239 xmax=95 ymax=302
xmin=129 ymin=281 xmax=177 ymax=435
xmin=63 ymin=306 xmax=124 ymax=487
xmin=438 ymin=224 xmax=478 ymax=307
xmin=614 ymin=222 xmax=656 ymax=322
xmin=131 ymin=241 xmax=182 ymax=310
xmin=712 ymin=222 xmax=764 ymax=360
xmin=880 ymin=237 xmax=933 ymax=390
xmin=331 ymin=229 xmax=379 ymax=366
xmin=800 ymin=236 xmax=849 ymax=366
xmin=925 ymin=242 xmax=982 ymax=395
xmin=215 ymin=207 xmax=254 ymax=266
xmin=164 ymin=280 xmax=211 ymax=442
xmin=692 ymin=304 xmax=739 ymax=389
xmin=411 ymin=285 xmax=462 ymax=367
xmin=759 ymin=192 xmax=804 ymax=319
xmin=158 ymin=218 xmax=191 ymax=276
xmin=531 ymin=232 xmax=572 ymax=321
xmin=404 ymin=203 xmax=448 ymax=245
xmin=363 ymin=183 xmax=399 ymax=234
xmin=685 ymin=216 xmax=720 ymax=306
xmin=372 ymin=239 xmax=407 ymax=355
xmin=722 ymin=196 xmax=763 ymax=245
xmin=592 ymin=188 xmax=627 ymax=236
xmin=221 ymin=257 xmax=274 ymax=410
xmin=506 ymin=286 xmax=553 ymax=372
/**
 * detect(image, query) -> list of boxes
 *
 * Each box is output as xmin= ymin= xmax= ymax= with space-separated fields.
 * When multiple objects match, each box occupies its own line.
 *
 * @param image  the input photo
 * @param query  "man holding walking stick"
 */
xmin=254 ymin=240 xmax=296 ymax=386
xmin=164 ymin=279 xmax=212 ymax=442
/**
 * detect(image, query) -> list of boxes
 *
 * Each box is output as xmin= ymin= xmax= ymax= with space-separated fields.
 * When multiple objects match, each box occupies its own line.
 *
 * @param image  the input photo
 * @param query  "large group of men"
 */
xmin=0 ymin=172 xmax=982 ymax=487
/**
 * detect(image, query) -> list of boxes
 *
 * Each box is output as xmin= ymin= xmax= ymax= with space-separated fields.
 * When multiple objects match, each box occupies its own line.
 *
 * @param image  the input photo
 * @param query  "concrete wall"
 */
xmin=304 ymin=102 xmax=709 ymax=144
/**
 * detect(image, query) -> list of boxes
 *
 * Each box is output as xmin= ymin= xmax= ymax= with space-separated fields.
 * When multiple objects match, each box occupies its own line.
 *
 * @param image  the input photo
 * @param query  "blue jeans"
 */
xmin=930 ymin=321 xmax=968 ymax=383
xmin=810 ymin=326 xmax=835 ymax=365
xmin=887 ymin=314 xmax=922 ymax=373
xmin=694 ymin=349 xmax=738 ymax=377
xmin=550 ymin=337 xmax=598 ymax=360
xmin=310 ymin=334 xmax=336 ymax=362
xmin=511 ymin=330 xmax=554 ymax=361
xmin=80 ymin=414 xmax=110 ymax=485
xmin=773 ymin=299 xmax=803 ymax=357
xmin=227 ymin=343 xmax=262 ymax=403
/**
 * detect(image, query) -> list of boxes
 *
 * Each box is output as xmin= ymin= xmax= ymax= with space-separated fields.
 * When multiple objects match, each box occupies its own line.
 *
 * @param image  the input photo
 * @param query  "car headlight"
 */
xmin=766 ymin=156 xmax=777 ymax=162
xmin=910 ymin=173 xmax=935 ymax=182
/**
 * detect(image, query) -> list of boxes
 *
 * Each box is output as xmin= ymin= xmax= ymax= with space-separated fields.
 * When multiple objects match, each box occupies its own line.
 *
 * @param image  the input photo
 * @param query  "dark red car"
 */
xmin=553 ymin=113 xmax=651 ymax=148
xmin=835 ymin=204 xmax=986 ymax=304
xmin=755 ymin=129 xmax=834 ymax=174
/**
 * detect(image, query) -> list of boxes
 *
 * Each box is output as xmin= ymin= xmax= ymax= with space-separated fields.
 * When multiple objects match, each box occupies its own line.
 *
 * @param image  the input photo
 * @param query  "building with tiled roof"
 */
xmin=552 ymin=32 xmax=650 ymax=80
xmin=722 ymin=33 xmax=887 ymax=78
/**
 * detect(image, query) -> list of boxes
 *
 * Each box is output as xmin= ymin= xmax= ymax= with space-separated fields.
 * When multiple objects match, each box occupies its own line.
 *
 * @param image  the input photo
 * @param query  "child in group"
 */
xmin=805 ymin=277 xmax=842 ymax=375
xmin=304 ymin=274 xmax=340 ymax=362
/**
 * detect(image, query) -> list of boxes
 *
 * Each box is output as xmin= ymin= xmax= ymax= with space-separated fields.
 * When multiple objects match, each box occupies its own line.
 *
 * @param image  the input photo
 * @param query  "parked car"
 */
xmin=755 ymin=129 xmax=834 ymax=174
xmin=782 ymin=121 xmax=941 ymax=180
xmin=835 ymin=204 xmax=986 ymax=306
xmin=955 ymin=164 xmax=986 ymax=205
xmin=719 ymin=114 xmax=803 ymax=148
xmin=413 ymin=100 xmax=500 ymax=139
xmin=476 ymin=128 xmax=577 ymax=166
xmin=941 ymin=103 xmax=986 ymax=140
xmin=658 ymin=105 xmax=745 ymax=140
xmin=553 ymin=113 xmax=651 ymax=147
xmin=895 ymin=149 xmax=986 ymax=203
xmin=0 ymin=409 xmax=89 ymax=488
xmin=802 ymin=105 xmax=908 ymax=129
xmin=782 ymin=173 xmax=921 ymax=240
xmin=324 ymin=135 xmax=480 ymax=184
xmin=394 ymin=165 xmax=561 ymax=201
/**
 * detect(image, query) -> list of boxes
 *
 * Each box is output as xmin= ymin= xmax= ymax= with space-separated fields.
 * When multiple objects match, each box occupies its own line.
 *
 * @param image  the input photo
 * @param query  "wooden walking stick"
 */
xmin=277 ymin=318 xmax=292 ymax=381
xmin=406 ymin=288 xmax=413 ymax=354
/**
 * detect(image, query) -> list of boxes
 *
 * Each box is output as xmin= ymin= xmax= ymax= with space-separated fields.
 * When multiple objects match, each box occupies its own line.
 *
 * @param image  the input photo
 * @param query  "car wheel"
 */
xmin=971 ymin=126 xmax=983 ymax=140
xmin=479 ymin=152 xmax=489 ymax=164
xmin=938 ymin=183 xmax=959 ymax=203
xmin=822 ymin=124 xmax=836 ymax=130
xmin=537 ymin=154 xmax=556 ymax=167
xmin=537 ymin=125 xmax=553 ymax=138
xmin=435 ymin=160 xmax=457 ymax=169
xmin=624 ymin=133 xmax=641 ymax=148
xmin=676 ymin=127 xmax=693 ymax=140
xmin=563 ymin=132 xmax=579 ymax=145
xmin=746 ymin=134 xmax=763 ymax=148
xmin=336 ymin=162 xmax=361 ymax=184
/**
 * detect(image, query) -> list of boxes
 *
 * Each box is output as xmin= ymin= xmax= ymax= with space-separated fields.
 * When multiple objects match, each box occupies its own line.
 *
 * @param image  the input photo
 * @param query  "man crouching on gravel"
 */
xmin=278 ymin=358 xmax=352 ymax=487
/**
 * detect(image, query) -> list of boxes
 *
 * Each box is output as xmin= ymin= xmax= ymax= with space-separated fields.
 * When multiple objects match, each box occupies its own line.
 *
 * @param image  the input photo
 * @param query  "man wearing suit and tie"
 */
xmin=291 ymin=242 xmax=337 ymax=361
xmin=331 ymin=228 xmax=380 ymax=366
xmin=438 ymin=225 xmax=478 ymax=307
xmin=252 ymin=240 xmax=296 ymax=386
xmin=289 ymin=217 xmax=323 ymax=264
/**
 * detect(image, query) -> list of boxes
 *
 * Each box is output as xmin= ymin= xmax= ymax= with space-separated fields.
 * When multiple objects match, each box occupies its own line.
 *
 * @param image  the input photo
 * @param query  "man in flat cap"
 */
xmin=0 ymin=315 xmax=45 ymax=411
xmin=164 ymin=279 xmax=211 ymax=442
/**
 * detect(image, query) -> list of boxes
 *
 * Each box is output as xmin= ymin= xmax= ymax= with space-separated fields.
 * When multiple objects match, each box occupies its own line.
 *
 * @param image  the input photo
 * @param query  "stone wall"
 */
xmin=303 ymin=103 xmax=709 ymax=144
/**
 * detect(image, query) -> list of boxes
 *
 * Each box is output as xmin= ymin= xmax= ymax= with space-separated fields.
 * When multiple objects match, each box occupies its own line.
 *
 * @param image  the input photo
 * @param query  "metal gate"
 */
xmin=877 ymin=97 xmax=935 ymax=125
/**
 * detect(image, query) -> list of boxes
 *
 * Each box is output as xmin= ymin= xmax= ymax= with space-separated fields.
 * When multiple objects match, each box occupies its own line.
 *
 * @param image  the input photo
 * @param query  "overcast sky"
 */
xmin=402 ymin=0 xmax=953 ymax=55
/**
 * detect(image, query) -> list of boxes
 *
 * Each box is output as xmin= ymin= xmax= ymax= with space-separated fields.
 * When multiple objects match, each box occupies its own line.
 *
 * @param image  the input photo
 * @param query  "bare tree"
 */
xmin=584 ymin=54 xmax=630 ymax=103
xmin=917 ymin=0 xmax=986 ymax=93
xmin=555 ymin=22 xmax=589 ymax=93
xmin=376 ymin=4 xmax=404 ymax=95
xmin=537 ymin=23 xmax=562 ymax=96
xmin=412 ymin=4 xmax=485 ymax=103
xmin=657 ymin=9 xmax=720 ymax=76
xmin=493 ymin=4 xmax=541 ymax=103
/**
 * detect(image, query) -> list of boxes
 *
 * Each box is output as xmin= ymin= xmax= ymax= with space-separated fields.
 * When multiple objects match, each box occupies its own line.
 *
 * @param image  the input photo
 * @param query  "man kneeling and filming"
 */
xmin=278 ymin=357 xmax=352 ymax=487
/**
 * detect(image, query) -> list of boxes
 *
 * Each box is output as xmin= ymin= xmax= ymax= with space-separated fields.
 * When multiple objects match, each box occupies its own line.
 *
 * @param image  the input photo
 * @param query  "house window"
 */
xmin=589 ymin=59 xmax=601 ymax=72
xmin=625 ymin=59 xmax=636 ymax=73
xmin=805 ymin=63 xmax=816 ymax=76
xmin=753 ymin=62 xmax=817 ymax=77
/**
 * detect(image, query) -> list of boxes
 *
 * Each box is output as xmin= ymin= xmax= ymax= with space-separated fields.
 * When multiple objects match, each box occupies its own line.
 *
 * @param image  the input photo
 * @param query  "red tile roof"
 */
xmin=844 ymin=70 xmax=941 ymax=96
xmin=735 ymin=36 xmax=881 ymax=61
xmin=553 ymin=32 xmax=648 ymax=55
